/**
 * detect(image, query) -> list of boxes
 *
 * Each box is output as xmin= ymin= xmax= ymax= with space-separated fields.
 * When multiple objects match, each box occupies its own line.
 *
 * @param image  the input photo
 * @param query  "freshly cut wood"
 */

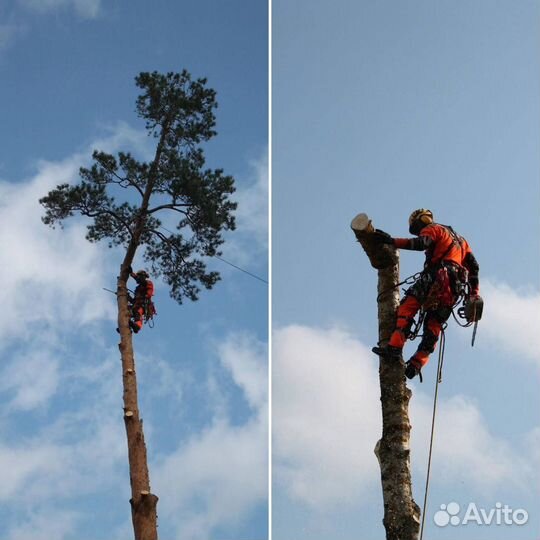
xmin=351 ymin=213 xmax=395 ymax=270
xmin=350 ymin=212 xmax=374 ymax=233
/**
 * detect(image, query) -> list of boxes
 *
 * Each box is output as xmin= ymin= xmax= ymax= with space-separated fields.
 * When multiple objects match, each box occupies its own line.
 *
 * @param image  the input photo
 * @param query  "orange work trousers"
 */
xmin=388 ymin=295 xmax=449 ymax=368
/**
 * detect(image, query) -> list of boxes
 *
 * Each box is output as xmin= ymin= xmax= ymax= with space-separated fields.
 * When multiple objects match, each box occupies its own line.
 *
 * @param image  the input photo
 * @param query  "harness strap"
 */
xmin=439 ymin=224 xmax=465 ymax=264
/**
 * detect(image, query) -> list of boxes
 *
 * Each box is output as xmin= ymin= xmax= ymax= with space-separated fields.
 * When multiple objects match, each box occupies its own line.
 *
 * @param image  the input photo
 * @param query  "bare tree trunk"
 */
xmin=117 ymin=272 xmax=158 ymax=540
xmin=351 ymin=213 xmax=420 ymax=540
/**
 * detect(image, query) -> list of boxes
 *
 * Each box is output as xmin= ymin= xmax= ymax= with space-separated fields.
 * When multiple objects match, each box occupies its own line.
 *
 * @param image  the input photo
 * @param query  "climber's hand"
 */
xmin=372 ymin=229 xmax=394 ymax=245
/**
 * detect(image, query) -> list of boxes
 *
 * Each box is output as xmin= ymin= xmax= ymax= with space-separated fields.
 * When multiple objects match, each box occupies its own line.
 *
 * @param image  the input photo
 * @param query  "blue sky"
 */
xmin=273 ymin=1 xmax=539 ymax=539
xmin=0 ymin=1 xmax=267 ymax=539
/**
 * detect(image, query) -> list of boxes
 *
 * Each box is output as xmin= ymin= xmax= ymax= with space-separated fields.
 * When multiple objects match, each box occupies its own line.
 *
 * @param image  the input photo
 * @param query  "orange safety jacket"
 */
xmin=133 ymin=278 xmax=154 ymax=305
xmin=394 ymin=223 xmax=479 ymax=294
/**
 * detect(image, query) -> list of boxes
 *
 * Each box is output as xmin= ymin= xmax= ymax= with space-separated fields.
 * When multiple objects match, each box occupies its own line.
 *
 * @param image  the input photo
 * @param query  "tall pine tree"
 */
xmin=40 ymin=70 xmax=236 ymax=540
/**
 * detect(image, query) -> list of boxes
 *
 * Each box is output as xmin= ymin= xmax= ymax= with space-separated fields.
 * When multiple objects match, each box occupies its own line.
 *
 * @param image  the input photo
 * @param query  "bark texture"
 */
xmin=118 ymin=276 xmax=158 ymax=540
xmin=114 ymin=123 xmax=170 ymax=540
xmin=351 ymin=213 xmax=420 ymax=540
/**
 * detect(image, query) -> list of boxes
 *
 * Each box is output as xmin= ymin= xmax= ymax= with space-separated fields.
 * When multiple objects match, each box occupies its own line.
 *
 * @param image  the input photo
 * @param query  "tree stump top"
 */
xmin=350 ymin=212 xmax=398 ymax=270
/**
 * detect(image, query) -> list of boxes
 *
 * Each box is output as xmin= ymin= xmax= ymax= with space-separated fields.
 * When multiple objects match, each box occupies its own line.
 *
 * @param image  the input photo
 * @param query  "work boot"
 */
xmin=405 ymin=359 xmax=423 ymax=383
xmin=129 ymin=320 xmax=140 ymax=334
xmin=371 ymin=345 xmax=402 ymax=359
xmin=117 ymin=326 xmax=135 ymax=334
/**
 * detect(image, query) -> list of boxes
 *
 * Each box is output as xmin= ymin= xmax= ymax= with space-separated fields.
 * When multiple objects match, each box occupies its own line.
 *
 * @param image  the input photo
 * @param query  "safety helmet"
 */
xmin=408 ymin=209 xmax=433 ymax=235
xmin=136 ymin=270 xmax=150 ymax=279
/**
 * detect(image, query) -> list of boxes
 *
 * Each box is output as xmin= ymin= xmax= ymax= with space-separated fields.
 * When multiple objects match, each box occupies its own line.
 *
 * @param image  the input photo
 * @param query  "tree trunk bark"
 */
xmin=351 ymin=213 xmax=420 ymax=540
xmin=114 ymin=121 xmax=171 ymax=540
xmin=117 ymin=273 xmax=158 ymax=540
xmin=116 ymin=113 xmax=174 ymax=540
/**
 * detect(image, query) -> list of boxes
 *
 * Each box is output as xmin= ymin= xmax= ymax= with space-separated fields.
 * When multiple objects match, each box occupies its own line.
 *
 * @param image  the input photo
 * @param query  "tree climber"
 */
xmin=371 ymin=209 xmax=481 ymax=380
xmin=128 ymin=268 xmax=155 ymax=334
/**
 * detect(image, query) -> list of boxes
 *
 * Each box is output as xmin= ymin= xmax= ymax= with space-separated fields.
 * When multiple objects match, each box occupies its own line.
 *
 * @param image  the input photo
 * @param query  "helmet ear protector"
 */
xmin=136 ymin=270 xmax=149 ymax=279
xmin=408 ymin=209 xmax=433 ymax=235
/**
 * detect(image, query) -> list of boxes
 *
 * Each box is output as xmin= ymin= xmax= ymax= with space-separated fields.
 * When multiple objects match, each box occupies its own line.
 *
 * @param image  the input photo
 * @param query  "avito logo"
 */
xmin=434 ymin=502 xmax=528 ymax=527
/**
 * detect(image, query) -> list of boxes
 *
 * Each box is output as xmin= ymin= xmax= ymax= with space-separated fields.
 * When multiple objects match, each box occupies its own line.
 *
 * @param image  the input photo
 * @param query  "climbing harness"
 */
xmin=419 ymin=326 xmax=446 ymax=540
xmin=378 ymin=266 xmax=481 ymax=347
xmin=103 ymin=287 xmax=157 ymax=329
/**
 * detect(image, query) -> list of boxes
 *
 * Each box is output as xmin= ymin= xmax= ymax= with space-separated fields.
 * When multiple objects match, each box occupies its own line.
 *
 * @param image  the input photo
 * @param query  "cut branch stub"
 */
xmin=350 ymin=213 xmax=397 ymax=270
xmin=130 ymin=492 xmax=159 ymax=540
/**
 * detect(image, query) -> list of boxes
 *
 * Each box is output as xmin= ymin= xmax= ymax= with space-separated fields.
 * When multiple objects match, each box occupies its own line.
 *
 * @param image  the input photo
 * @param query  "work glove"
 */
xmin=372 ymin=229 xmax=394 ymax=245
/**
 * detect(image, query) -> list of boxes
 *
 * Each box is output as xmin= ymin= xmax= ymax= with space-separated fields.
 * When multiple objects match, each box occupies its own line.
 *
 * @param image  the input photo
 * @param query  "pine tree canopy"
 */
xmin=40 ymin=70 xmax=237 ymax=303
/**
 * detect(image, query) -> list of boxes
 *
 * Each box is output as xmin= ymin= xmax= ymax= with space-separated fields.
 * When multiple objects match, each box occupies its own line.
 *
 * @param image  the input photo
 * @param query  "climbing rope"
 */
xmin=376 ymin=271 xmax=423 ymax=302
xmin=159 ymin=225 xmax=268 ymax=284
xmin=419 ymin=326 xmax=446 ymax=540
xmin=102 ymin=287 xmax=135 ymax=296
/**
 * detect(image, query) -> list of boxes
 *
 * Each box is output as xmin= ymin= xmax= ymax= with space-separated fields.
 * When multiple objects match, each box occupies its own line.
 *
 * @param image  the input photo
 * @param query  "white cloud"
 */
xmin=0 ymin=344 xmax=60 ymax=411
xmin=91 ymin=121 xmax=152 ymax=160
xmin=524 ymin=427 xmax=540 ymax=471
xmin=410 ymin=392 xmax=528 ymax=493
xmin=0 ymin=376 xmax=129 ymax=536
xmin=155 ymin=418 xmax=267 ymax=540
xmin=19 ymin=0 xmax=101 ymax=19
xmin=273 ymin=325 xmax=381 ymax=508
xmin=0 ymin=156 xmax=115 ymax=343
xmin=0 ymin=128 xmax=144 ymax=536
xmin=153 ymin=333 xmax=268 ymax=540
xmin=273 ymin=324 xmax=536 ymax=511
xmin=6 ymin=509 xmax=79 ymax=540
xmin=0 ymin=351 xmax=126 ymax=506
xmin=223 ymin=150 xmax=268 ymax=267
xmin=0 ymin=443 xmax=68 ymax=501
xmin=479 ymin=279 xmax=540 ymax=368
xmin=0 ymin=132 xmax=135 ymax=508
xmin=235 ymin=152 xmax=268 ymax=250
xmin=0 ymin=122 xmax=150 ymax=345
xmin=218 ymin=332 xmax=267 ymax=410
xmin=0 ymin=23 xmax=21 ymax=51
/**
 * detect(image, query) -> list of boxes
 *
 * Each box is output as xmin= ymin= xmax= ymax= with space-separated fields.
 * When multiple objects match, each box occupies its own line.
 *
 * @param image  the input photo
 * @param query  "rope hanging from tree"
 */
xmin=419 ymin=326 xmax=446 ymax=540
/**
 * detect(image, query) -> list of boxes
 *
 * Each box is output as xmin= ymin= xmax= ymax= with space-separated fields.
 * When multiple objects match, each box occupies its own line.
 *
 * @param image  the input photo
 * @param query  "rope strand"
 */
xmin=419 ymin=328 xmax=446 ymax=540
